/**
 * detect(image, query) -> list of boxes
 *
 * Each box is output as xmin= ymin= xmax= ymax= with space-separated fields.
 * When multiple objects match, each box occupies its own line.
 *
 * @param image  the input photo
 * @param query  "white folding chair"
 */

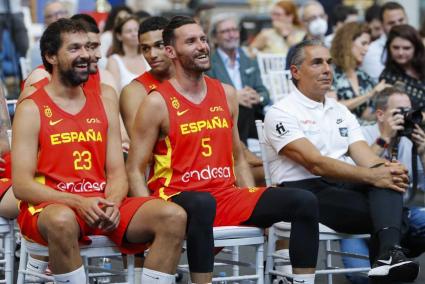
xmin=256 ymin=53 xmax=286 ymax=92
xmin=178 ymin=226 xmax=265 ymax=283
xmin=17 ymin=235 xmax=135 ymax=284
xmin=0 ymin=217 xmax=15 ymax=284
xmin=268 ymin=71 xmax=294 ymax=103
xmin=19 ymin=57 xmax=31 ymax=81
xmin=255 ymin=120 xmax=370 ymax=284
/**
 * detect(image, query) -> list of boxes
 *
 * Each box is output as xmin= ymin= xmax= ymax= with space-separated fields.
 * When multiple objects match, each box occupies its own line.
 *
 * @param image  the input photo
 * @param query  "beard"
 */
xmin=176 ymin=49 xmax=211 ymax=73
xmin=58 ymin=58 xmax=89 ymax=87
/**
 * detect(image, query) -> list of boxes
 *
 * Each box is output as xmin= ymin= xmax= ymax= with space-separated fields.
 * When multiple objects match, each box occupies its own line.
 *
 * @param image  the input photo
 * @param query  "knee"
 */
xmin=156 ymin=203 xmax=187 ymax=240
xmin=39 ymin=206 xmax=79 ymax=241
xmin=293 ymin=190 xmax=319 ymax=221
xmin=185 ymin=192 xmax=216 ymax=219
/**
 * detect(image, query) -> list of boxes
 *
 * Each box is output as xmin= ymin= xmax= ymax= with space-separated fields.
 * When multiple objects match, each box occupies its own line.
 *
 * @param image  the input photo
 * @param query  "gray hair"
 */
xmin=209 ymin=13 xmax=240 ymax=37
xmin=289 ymin=39 xmax=325 ymax=85
xmin=298 ymin=0 xmax=325 ymax=21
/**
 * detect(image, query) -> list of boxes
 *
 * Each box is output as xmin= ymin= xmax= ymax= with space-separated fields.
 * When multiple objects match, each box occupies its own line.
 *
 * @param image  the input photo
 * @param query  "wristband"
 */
xmin=375 ymin=137 xmax=389 ymax=148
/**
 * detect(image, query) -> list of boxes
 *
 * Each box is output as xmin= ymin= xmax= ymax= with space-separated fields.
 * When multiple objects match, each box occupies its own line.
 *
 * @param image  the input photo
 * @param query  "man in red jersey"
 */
xmin=20 ymin=15 xmax=118 ymax=102
xmin=12 ymin=18 xmax=186 ymax=284
xmin=120 ymin=16 xmax=174 ymax=137
xmin=127 ymin=16 xmax=319 ymax=284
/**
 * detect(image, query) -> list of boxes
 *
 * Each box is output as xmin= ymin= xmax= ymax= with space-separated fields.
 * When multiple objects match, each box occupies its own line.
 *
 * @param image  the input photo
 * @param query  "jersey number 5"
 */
xmin=73 ymin=150 xmax=92 ymax=170
xmin=201 ymin=137 xmax=212 ymax=157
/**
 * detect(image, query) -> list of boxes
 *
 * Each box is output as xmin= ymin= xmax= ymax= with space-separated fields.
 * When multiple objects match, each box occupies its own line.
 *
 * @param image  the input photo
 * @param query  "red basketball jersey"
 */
xmin=21 ymin=65 xmax=100 ymax=97
xmin=134 ymin=71 xmax=160 ymax=92
xmin=21 ymin=65 xmax=46 ymax=91
xmin=27 ymin=87 xmax=108 ymax=194
xmin=147 ymin=76 xmax=236 ymax=198
xmin=83 ymin=70 xmax=101 ymax=96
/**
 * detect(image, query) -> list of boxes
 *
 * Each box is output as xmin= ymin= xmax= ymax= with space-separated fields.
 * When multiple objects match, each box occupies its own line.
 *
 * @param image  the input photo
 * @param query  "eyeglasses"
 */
xmin=45 ymin=10 xmax=68 ymax=20
xmin=217 ymin=28 xmax=239 ymax=34
xmin=304 ymin=14 xmax=326 ymax=23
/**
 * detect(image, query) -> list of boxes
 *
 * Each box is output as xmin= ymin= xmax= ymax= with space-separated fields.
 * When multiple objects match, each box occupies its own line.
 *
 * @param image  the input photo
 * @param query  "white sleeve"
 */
xmin=345 ymin=109 xmax=366 ymax=145
xmin=264 ymin=107 xmax=305 ymax=153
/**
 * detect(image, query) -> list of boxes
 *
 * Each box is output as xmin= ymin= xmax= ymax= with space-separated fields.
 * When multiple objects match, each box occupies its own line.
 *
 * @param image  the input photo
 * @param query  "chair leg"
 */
xmin=326 ymin=240 xmax=332 ymax=284
xmin=257 ymin=243 xmax=264 ymax=284
xmin=5 ymin=221 xmax=14 ymax=284
xmin=83 ymin=256 xmax=89 ymax=284
xmin=17 ymin=238 xmax=28 ymax=284
xmin=265 ymin=227 xmax=277 ymax=284
xmin=127 ymin=254 xmax=135 ymax=284
xmin=232 ymin=246 xmax=239 ymax=277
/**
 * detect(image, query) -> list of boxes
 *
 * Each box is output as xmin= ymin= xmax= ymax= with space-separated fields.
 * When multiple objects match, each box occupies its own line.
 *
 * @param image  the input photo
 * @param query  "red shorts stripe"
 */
xmin=17 ymin=195 xmax=157 ymax=254
xmin=155 ymin=186 xmax=267 ymax=226
xmin=0 ymin=178 xmax=12 ymax=200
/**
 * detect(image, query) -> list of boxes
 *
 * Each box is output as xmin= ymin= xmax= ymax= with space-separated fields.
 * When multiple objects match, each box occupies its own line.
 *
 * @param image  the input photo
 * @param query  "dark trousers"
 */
xmin=283 ymin=178 xmax=407 ymax=262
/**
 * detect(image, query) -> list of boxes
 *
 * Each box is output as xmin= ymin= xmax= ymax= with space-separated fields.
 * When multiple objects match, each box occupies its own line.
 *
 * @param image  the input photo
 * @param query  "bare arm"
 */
xmin=101 ymin=96 xmax=128 ymax=205
xmin=223 ymin=83 xmax=255 ymax=187
xmin=12 ymin=100 xmax=84 ymax=206
xmin=281 ymin=137 xmax=408 ymax=192
xmin=119 ymin=81 xmax=148 ymax=138
xmin=101 ymin=84 xmax=130 ymax=150
xmin=348 ymin=140 xmax=386 ymax=167
xmin=126 ymin=92 xmax=167 ymax=197
xmin=99 ymin=68 xmax=118 ymax=94
xmin=338 ymin=80 xmax=388 ymax=110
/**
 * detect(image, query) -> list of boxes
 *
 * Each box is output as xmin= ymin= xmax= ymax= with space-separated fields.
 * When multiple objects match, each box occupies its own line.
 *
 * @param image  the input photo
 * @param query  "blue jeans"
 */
xmin=339 ymin=238 xmax=370 ymax=284
xmin=340 ymin=206 xmax=425 ymax=284
xmin=408 ymin=206 xmax=425 ymax=236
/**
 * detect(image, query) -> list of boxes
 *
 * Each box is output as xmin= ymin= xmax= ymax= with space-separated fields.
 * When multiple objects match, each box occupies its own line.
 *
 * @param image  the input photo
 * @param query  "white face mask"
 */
xmin=308 ymin=17 xmax=328 ymax=37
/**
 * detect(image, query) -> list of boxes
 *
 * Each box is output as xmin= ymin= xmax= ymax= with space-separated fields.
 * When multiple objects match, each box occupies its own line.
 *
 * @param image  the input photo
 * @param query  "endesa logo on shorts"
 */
xmin=181 ymin=165 xmax=231 ymax=183
xmin=56 ymin=179 xmax=106 ymax=193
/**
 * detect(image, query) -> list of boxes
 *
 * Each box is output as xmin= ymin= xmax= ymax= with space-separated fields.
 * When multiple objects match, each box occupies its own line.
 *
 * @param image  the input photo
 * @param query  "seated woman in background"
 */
xmin=380 ymin=24 xmax=425 ymax=110
xmin=330 ymin=22 xmax=387 ymax=122
xmin=106 ymin=15 xmax=150 ymax=92
xmin=249 ymin=0 xmax=305 ymax=56
xmin=99 ymin=6 xmax=133 ymax=64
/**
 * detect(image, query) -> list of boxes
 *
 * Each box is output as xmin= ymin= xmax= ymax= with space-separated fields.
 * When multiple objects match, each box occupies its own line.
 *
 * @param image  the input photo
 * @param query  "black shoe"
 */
xmin=368 ymin=245 xmax=419 ymax=282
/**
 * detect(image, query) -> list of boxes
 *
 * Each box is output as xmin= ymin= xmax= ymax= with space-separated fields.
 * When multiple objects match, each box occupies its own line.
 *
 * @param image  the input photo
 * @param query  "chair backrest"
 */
xmin=255 ymin=120 xmax=272 ymax=187
xmin=19 ymin=57 xmax=31 ymax=80
xmin=256 ymin=52 xmax=286 ymax=91
xmin=268 ymin=70 xmax=293 ymax=103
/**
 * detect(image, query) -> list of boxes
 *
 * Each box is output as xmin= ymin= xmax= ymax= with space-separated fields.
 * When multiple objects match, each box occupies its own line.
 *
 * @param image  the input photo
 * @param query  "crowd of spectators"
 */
xmin=2 ymin=0 xmax=425 ymax=283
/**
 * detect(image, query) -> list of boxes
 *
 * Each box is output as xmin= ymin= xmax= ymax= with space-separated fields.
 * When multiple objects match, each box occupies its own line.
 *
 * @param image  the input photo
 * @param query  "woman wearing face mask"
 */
xmin=249 ymin=0 xmax=305 ymax=55
xmin=380 ymin=24 xmax=425 ymax=109
xmin=330 ymin=22 xmax=388 ymax=122
xmin=106 ymin=15 xmax=150 ymax=92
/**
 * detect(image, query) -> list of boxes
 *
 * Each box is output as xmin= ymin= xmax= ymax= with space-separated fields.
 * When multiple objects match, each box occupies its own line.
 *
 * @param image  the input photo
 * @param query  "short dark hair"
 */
xmin=374 ymin=85 xmax=407 ymax=110
xmin=139 ymin=16 xmax=170 ymax=37
xmin=71 ymin=13 xmax=99 ymax=34
xmin=163 ymin=15 xmax=196 ymax=46
xmin=332 ymin=4 xmax=357 ymax=27
xmin=365 ymin=4 xmax=381 ymax=23
xmin=380 ymin=2 xmax=404 ymax=22
xmin=40 ymin=18 xmax=87 ymax=73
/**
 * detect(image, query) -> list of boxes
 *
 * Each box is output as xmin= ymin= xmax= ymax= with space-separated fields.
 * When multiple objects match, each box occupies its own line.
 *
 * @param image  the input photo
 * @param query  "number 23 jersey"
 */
xmin=28 ymin=87 xmax=108 ymax=194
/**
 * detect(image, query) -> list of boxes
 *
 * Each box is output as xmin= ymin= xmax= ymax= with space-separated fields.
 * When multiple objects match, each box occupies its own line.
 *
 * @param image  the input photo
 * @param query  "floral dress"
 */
xmin=380 ymin=68 xmax=425 ymax=109
xmin=332 ymin=66 xmax=377 ymax=118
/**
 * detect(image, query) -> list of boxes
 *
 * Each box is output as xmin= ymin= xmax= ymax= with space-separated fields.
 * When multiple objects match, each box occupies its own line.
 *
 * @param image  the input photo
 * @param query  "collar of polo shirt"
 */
xmin=292 ymin=86 xmax=334 ymax=110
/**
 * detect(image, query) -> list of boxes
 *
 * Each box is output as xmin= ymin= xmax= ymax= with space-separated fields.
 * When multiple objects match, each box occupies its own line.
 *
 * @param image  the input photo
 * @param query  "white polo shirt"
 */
xmin=263 ymin=87 xmax=366 ymax=183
